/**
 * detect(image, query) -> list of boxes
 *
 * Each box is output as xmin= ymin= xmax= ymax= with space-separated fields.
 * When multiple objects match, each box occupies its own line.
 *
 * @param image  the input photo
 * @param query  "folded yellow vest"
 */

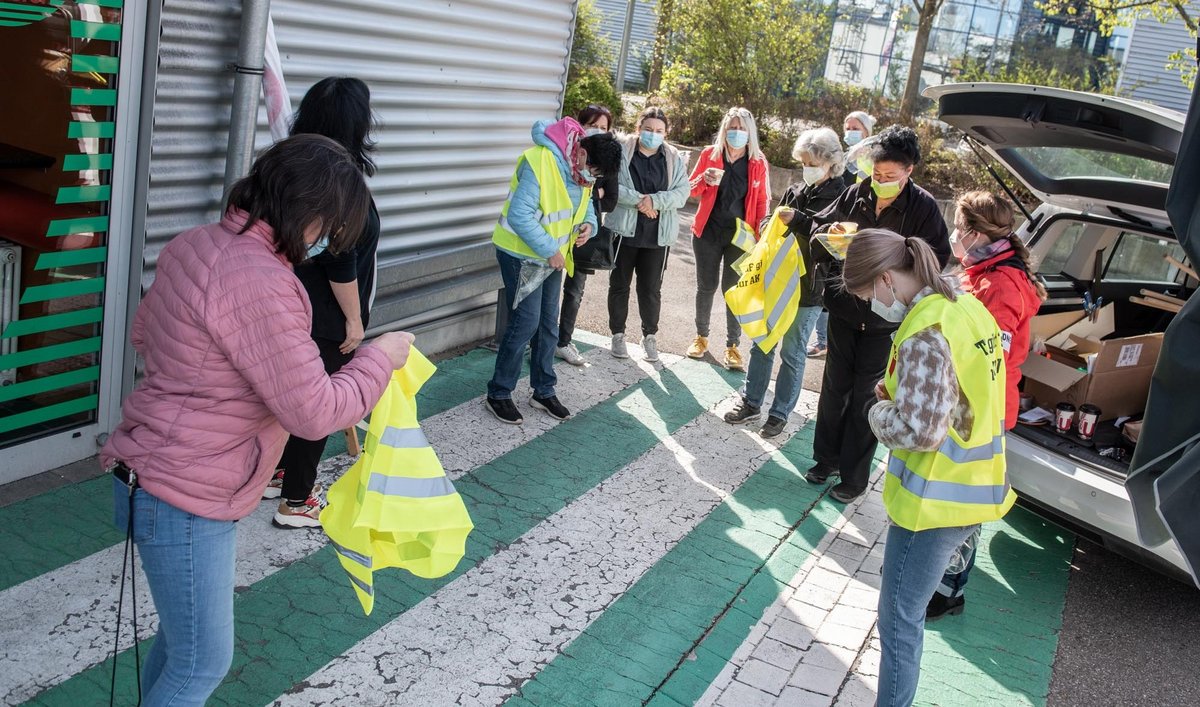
xmin=320 ymin=348 xmax=474 ymax=615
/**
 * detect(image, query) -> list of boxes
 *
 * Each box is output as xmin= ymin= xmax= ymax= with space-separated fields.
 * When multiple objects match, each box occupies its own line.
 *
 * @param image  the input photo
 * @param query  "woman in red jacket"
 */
xmin=927 ymin=190 xmax=1046 ymax=621
xmin=687 ymin=106 xmax=771 ymax=371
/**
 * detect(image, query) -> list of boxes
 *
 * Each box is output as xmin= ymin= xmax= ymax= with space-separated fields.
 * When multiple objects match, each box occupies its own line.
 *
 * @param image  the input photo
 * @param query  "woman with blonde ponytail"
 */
xmin=842 ymin=228 xmax=1015 ymax=707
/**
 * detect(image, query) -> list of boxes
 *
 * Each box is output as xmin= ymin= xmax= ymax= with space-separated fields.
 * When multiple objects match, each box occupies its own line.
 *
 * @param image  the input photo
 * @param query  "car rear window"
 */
xmin=1105 ymin=231 xmax=1188 ymax=282
xmin=1013 ymin=146 xmax=1174 ymax=184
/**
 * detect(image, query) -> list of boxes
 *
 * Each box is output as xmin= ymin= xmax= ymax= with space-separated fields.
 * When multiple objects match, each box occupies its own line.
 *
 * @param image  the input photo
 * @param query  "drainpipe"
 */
xmin=222 ymin=0 xmax=273 ymax=194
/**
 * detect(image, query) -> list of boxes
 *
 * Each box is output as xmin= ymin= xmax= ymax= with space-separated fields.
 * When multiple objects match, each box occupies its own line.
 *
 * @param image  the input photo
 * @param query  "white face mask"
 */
xmin=801 ymin=165 xmax=826 ymax=186
xmin=584 ymin=127 xmax=605 ymax=137
xmin=870 ymin=278 xmax=908 ymax=323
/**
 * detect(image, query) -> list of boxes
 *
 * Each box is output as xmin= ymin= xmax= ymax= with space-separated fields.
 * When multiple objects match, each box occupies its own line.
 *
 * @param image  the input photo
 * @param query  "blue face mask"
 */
xmin=307 ymin=237 xmax=328 ymax=259
xmin=726 ymin=129 xmax=749 ymax=150
xmin=640 ymin=130 xmax=665 ymax=150
xmin=579 ymin=167 xmax=597 ymax=185
xmin=844 ymin=130 xmax=863 ymax=146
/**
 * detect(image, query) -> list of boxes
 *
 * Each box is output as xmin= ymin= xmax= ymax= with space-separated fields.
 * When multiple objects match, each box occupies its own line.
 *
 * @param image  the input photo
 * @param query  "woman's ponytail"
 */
xmin=1006 ymin=234 xmax=1049 ymax=302
xmin=906 ymin=237 xmax=957 ymax=301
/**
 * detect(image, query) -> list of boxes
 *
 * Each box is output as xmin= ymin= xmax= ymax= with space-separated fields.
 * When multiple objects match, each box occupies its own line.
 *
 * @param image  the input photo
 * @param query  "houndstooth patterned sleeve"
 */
xmin=868 ymin=327 xmax=960 ymax=452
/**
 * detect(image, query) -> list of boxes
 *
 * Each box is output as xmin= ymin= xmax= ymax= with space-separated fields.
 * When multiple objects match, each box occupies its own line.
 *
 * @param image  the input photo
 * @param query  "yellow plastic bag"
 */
xmin=723 ymin=208 xmax=806 ymax=354
xmin=320 ymin=348 xmax=474 ymax=615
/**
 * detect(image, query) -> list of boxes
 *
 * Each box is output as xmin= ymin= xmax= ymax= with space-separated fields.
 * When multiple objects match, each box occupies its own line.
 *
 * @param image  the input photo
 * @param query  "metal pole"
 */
xmin=615 ymin=0 xmax=636 ymax=93
xmin=222 ymin=0 xmax=273 ymax=194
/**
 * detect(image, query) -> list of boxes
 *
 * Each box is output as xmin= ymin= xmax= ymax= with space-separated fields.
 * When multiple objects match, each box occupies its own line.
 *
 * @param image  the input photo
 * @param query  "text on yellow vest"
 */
xmin=881 ymin=291 xmax=1016 ymax=531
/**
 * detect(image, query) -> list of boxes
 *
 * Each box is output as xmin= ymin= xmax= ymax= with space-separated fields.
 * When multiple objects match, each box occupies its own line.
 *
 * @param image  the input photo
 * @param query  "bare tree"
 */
xmin=899 ymin=0 xmax=946 ymax=123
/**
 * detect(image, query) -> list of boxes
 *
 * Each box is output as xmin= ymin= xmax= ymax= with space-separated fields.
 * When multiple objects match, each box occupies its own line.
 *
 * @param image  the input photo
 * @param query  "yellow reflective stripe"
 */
xmin=887 ymin=455 xmax=1010 ymax=505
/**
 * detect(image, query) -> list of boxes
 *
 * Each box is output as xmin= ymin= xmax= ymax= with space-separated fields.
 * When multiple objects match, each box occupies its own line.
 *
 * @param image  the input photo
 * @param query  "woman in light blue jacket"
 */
xmin=605 ymin=107 xmax=691 ymax=363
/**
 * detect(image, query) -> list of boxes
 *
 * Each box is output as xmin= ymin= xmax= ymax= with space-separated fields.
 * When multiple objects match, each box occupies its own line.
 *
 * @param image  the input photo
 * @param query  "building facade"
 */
xmin=1 ymin=0 xmax=580 ymax=482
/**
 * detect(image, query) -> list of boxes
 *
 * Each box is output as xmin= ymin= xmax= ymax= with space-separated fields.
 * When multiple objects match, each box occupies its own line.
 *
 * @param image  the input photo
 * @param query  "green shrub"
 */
xmin=564 ymin=66 xmax=625 ymax=124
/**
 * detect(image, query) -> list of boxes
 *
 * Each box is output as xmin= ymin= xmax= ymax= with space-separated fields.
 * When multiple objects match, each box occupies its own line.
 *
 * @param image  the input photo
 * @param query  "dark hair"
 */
xmin=226 ymin=134 xmax=369 ymax=264
xmin=956 ymin=191 xmax=1049 ymax=301
xmin=291 ymin=77 xmax=377 ymax=177
xmin=868 ymin=125 xmax=922 ymax=168
xmin=638 ymin=106 xmax=669 ymax=130
xmin=841 ymin=228 xmax=957 ymax=301
xmin=580 ymin=133 xmax=623 ymax=179
xmin=576 ymin=104 xmax=614 ymax=130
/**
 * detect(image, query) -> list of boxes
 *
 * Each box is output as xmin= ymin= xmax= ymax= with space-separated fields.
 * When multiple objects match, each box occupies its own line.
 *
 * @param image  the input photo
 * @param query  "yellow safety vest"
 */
xmin=724 ymin=208 xmax=806 ymax=353
xmin=321 ymin=348 xmax=474 ymax=615
xmin=882 ymin=292 xmax=1016 ymax=531
xmin=492 ymin=146 xmax=591 ymax=277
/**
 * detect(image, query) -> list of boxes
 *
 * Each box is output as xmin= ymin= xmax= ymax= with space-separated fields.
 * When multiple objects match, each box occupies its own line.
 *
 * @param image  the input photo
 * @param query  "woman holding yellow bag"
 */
xmin=724 ymin=128 xmax=846 ymax=438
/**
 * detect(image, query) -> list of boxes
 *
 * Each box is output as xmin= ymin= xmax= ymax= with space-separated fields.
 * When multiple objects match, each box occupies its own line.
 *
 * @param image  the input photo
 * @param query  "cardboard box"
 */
xmin=1021 ymin=304 xmax=1163 ymax=419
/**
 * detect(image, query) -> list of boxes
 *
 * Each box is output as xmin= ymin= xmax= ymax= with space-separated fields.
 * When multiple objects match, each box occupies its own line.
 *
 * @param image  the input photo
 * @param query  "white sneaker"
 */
xmin=643 ymin=334 xmax=659 ymax=362
xmin=611 ymin=333 xmax=630 ymax=359
xmin=555 ymin=343 xmax=585 ymax=366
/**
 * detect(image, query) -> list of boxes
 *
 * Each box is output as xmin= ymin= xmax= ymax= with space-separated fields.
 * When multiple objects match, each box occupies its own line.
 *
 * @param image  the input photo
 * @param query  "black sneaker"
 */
xmin=486 ymin=397 xmax=523 ymax=425
xmin=829 ymin=482 xmax=866 ymax=504
xmin=926 ymin=593 xmax=966 ymax=622
xmin=724 ymin=400 xmax=761 ymax=425
xmin=804 ymin=462 xmax=837 ymax=484
xmin=760 ymin=416 xmax=787 ymax=439
xmin=531 ymin=394 xmax=571 ymax=420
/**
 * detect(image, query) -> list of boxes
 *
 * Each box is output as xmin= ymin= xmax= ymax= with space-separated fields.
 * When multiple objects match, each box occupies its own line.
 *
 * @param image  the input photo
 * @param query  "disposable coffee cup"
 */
xmin=1055 ymin=402 xmax=1076 ymax=435
xmin=1078 ymin=404 xmax=1101 ymax=440
xmin=1019 ymin=393 xmax=1035 ymax=412
xmin=707 ymin=168 xmax=724 ymax=184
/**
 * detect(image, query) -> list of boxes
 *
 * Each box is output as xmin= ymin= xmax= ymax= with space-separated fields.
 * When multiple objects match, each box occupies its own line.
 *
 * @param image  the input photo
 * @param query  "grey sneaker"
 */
xmin=642 ymin=334 xmax=659 ymax=362
xmin=760 ymin=415 xmax=787 ymax=438
xmin=611 ymin=333 xmax=630 ymax=359
xmin=555 ymin=343 xmax=585 ymax=366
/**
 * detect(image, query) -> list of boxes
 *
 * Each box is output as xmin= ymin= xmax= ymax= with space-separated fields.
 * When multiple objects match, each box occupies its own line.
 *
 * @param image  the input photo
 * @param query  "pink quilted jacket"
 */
xmin=101 ymin=210 xmax=393 ymax=521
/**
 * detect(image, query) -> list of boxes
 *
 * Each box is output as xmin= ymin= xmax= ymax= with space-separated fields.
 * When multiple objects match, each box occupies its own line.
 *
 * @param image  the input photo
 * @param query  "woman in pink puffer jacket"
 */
xmin=101 ymin=134 xmax=413 ymax=705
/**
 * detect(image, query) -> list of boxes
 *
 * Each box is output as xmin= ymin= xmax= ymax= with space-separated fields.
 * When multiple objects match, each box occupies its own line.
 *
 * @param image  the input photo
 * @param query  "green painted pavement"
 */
xmin=508 ymin=422 xmax=849 ymax=707
xmin=0 ymin=345 xmax=505 ymax=592
xmin=915 ymin=508 xmax=1073 ymax=707
xmin=32 ymin=357 xmax=739 ymax=705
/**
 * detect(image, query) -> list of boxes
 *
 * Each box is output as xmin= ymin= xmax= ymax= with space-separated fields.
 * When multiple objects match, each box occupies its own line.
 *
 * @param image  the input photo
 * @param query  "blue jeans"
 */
xmin=488 ymin=249 xmax=562 ymax=400
xmin=813 ymin=309 xmax=828 ymax=348
xmin=113 ymin=477 xmax=236 ymax=706
xmin=937 ymin=542 xmax=976 ymax=599
xmin=877 ymin=522 xmax=980 ymax=707
xmin=741 ymin=306 xmax=820 ymax=420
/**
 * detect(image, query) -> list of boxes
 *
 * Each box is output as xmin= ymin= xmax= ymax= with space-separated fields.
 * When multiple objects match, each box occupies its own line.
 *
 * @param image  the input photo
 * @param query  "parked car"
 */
xmin=926 ymin=82 xmax=1195 ymax=584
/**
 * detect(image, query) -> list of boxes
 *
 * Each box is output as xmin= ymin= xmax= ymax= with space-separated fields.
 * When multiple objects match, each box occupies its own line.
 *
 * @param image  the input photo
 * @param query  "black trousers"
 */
xmin=692 ymin=233 xmax=742 ymax=346
xmin=812 ymin=315 xmax=893 ymax=493
xmin=608 ymin=242 xmax=669 ymax=336
xmin=557 ymin=269 xmax=588 ymax=348
xmin=278 ymin=336 xmax=354 ymax=502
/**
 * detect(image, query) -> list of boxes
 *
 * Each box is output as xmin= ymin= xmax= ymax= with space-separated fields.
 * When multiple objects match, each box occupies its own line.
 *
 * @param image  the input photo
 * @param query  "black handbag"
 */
xmin=572 ymin=225 xmax=618 ymax=272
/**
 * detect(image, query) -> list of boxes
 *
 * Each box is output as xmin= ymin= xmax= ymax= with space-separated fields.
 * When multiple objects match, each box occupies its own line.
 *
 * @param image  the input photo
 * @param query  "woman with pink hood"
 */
xmin=485 ymin=117 xmax=622 ymax=425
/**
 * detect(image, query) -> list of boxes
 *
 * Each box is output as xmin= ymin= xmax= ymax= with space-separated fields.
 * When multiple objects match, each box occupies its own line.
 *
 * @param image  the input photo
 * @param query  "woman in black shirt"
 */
xmin=807 ymin=126 xmax=952 ymax=504
xmin=262 ymin=77 xmax=383 ymax=528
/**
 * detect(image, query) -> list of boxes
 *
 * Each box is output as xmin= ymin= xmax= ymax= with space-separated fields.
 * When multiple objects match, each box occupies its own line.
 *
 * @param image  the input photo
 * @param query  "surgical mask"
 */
xmin=871 ymin=179 xmax=903 ymax=200
xmin=801 ymin=165 xmax=826 ymax=186
xmin=307 ymin=237 xmax=328 ymax=259
xmin=579 ymin=167 xmax=597 ymax=185
xmin=726 ymin=129 xmax=749 ymax=149
xmin=844 ymin=130 xmax=863 ymax=146
xmin=870 ymin=279 xmax=908 ymax=323
xmin=584 ymin=127 xmax=605 ymax=137
xmin=640 ymin=130 xmax=664 ymax=150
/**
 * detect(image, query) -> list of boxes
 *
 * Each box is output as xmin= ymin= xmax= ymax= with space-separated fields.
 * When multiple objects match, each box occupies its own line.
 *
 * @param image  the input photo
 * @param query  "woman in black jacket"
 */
xmin=262 ymin=77 xmax=383 ymax=528
xmin=724 ymin=127 xmax=847 ymax=439
xmin=807 ymin=125 xmax=951 ymax=503
xmin=555 ymin=104 xmax=619 ymax=366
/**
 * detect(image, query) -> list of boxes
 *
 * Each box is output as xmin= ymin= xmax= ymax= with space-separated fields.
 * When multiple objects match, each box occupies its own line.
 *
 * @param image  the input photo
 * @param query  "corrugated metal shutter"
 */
xmin=144 ymin=0 xmax=578 ymax=352
xmin=1118 ymin=17 xmax=1193 ymax=114
xmin=595 ymin=0 xmax=658 ymax=89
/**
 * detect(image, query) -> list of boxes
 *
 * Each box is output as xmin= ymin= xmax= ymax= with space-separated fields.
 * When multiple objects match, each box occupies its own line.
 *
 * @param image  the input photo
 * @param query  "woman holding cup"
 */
xmin=807 ymin=126 xmax=951 ymax=504
xmin=687 ymin=107 xmax=772 ymax=371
